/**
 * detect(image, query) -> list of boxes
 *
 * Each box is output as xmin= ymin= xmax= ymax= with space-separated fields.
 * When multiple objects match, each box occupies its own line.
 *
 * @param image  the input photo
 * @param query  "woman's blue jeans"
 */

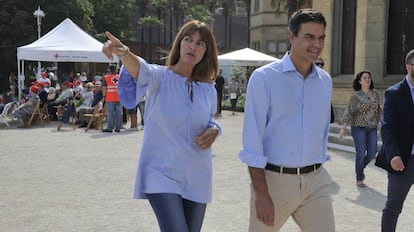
xmin=351 ymin=126 xmax=378 ymax=181
xmin=147 ymin=193 xmax=206 ymax=232
xmin=230 ymin=98 xmax=237 ymax=112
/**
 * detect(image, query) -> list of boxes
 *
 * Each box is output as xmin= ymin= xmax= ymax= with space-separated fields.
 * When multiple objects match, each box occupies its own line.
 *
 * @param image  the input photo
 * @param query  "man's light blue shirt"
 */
xmin=239 ymin=53 xmax=332 ymax=168
xmin=404 ymin=75 xmax=414 ymax=154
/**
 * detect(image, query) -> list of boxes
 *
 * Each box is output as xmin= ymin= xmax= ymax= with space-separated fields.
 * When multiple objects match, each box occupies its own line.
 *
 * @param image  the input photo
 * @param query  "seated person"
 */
xmin=13 ymin=85 xmax=40 ymax=128
xmin=76 ymin=82 xmax=94 ymax=112
xmin=38 ymin=71 xmax=51 ymax=86
xmin=47 ymin=87 xmax=57 ymax=102
xmin=37 ymin=82 xmax=48 ymax=104
xmin=0 ymin=91 xmax=16 ymax=114
xmin=73 ymin=79 xmax=84 ymax=99
xmin=77 ymin=81 xmax=103 ymax=127
xmin=91 ymin=81 xmax=103 ymax=107
xmin=48 ymin=82 xmax=74 ymax=120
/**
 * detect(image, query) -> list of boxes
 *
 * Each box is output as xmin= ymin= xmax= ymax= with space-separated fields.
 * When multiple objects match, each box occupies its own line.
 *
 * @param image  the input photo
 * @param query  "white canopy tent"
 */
xmin=17 ymin=18 xmax=118 ymax=102
xmin=218 ymin=47 xmax=279 ymax=66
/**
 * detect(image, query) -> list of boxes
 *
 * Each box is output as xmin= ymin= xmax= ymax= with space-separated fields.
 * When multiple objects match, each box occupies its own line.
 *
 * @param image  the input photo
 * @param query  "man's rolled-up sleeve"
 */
xmin=238 ymin=71 xmax=269 ymax=169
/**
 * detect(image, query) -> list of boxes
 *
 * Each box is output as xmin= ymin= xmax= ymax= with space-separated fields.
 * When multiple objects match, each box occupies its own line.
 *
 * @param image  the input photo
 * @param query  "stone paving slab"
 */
xmin=1 ymin=111 xmax=414 ymax=231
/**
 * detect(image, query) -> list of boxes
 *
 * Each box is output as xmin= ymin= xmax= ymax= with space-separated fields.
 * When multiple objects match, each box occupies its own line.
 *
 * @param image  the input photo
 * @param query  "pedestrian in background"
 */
xmin=214 ymin=69 xmax=225 ymax=117
xmin=239 ymin=9 xmax=335 ymax=231
xmin=375 ymin=48 xmax=414 ymax=231
xmin=228 ymin=76 xmax=240 ymax=115
xmin=315 ymin=57 xmax=335 ymax=123
xmin=137 ymin=94 xmax=146 ymax=130
xmin=340 ymin=70 xmax=381 ymax=188
xmin=102 ymin=64 xmax=122 ymax=133
xmin=102 ymin=20 xmax=221 ymax=232
xmin=126 ymin=95 xmax=145 ymax=131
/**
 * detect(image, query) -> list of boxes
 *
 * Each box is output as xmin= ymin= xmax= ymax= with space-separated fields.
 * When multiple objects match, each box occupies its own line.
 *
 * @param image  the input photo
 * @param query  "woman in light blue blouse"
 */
xmin=102 ymin=20 xmax=221 ymax=232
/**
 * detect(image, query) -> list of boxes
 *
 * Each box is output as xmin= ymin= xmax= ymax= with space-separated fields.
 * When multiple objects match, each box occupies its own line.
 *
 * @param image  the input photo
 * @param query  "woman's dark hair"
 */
xmin=288 ymin=8 xmax=326 ymax=36
xmin=166 ymin=20 xmax=218 ymax=82
xmin=353 ymin=70 xmax=374 ymax=91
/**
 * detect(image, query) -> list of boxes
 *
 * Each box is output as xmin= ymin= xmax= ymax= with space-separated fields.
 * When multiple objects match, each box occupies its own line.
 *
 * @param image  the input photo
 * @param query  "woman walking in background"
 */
xmin=340 ymin=70 xmax=381 ymax=188
xmin=228 ymin=76 xmax=240 ymax=115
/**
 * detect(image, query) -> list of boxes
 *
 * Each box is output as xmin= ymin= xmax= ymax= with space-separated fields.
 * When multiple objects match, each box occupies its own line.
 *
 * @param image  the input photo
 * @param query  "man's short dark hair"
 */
xmin=405 ymin=49 xmax=414 ymax=64
xmin=109 ymin=64 xmax=117 ymax=73
xmin=288 ymin=8 xmax=326 ymax=36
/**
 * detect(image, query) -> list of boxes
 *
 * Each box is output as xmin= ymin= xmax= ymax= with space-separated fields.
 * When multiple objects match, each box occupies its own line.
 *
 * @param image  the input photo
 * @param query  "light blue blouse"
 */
xmin=239 ymin=53 xmax=332 ymax=168
xmin=118 ymin=58 xmax=221 ymax=203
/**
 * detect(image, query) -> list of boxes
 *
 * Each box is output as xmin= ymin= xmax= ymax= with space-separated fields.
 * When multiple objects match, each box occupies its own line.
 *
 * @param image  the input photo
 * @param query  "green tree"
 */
xmin=0 ymin=0 xmax=95 ymax=93
xmin=151 ymin=0 xmax=168 ymax=51
xmin=186 ymin=4 xmax=214 ymax=24
xmin=207 ymin=0 xmax=218 ymax=13
xmin=165 ymin=0 xmax=190 ymax=45
xmin=38 ymin=0 xmax=95 ymax=33
xmin=221 ymin=0 xmax=236 ymax=51
xmin=136 ymin=0 xmax=152 ymax=57
xmin=139 ymin=16 xmax=162 ymax=63
xmin=91 ymin=0 xmax=136 ymax=41
xmin=173 ymin=0 xmax=191 ymax=34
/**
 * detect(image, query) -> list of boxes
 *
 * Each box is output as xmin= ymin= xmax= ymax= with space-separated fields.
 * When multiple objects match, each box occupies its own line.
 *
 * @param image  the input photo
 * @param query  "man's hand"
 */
xmin=194 ymin=126 xmax=219 ymax=149
xmin=390 ymin=156 xmax=405 ymax=171
xmin=249 ymin=167 xmax=275 ymax=227
xmin=255 ymin=192 xmax=275 ymax=227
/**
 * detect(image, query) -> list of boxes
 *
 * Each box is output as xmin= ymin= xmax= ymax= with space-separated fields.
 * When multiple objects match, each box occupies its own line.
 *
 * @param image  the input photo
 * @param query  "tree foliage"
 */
xmin=0 ymin=0 xmax=220 ymax=93
xmin=0 ymin=0 xmax=136 ymax=93
xmin=91 ymin=0 xmax=136 ymax=41
xmin=187 ymin=4 xmax=214 ymax=24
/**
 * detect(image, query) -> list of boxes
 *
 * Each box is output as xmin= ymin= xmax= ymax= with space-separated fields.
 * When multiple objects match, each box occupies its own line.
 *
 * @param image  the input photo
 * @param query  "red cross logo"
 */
xmin=111 ymin=76 xmax=118 ymax=84
xmin=54 ymin=53 xmax=59 ymax=59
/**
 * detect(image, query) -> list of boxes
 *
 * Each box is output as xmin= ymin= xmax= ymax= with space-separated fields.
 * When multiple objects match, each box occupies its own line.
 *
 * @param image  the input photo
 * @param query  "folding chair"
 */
xmin=27 ymin=100 xmax=44 ymax=127
xmin=0 ymin=102 xmax=17 ymax=127
xmin=41 ymin=102 xmax=50 ymax=122
xmin=56 ymin=101 xmax=76 ymax=131
xmin=84 ymin=102 xmax=106 ymax=132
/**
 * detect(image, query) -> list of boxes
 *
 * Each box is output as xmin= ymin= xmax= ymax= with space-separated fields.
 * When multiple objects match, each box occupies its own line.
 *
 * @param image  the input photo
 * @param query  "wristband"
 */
xmin=118 ymin=47 xmax=130 ymax=58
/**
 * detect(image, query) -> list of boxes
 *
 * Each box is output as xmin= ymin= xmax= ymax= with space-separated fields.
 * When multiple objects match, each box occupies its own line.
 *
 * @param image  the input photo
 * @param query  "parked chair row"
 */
xmin=27 ymin=100 xmax=50 ymax=128
xmin=0 ymin=102 xmax=17 ymax=127
xmin=56 ymin=101 xmax=76 ymax=131
xmin=84 ymin=102 xmax=107 ymax=132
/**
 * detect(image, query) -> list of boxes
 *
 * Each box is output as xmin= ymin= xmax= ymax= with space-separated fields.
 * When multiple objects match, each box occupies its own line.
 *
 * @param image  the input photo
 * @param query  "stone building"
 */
xmin=250 ymin=0 xmax=414 ymax=119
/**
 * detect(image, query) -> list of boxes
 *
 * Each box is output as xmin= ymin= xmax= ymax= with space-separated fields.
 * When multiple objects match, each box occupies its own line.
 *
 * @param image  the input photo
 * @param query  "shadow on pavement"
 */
xmin=346 ymin=186 xmax=386 ymax=212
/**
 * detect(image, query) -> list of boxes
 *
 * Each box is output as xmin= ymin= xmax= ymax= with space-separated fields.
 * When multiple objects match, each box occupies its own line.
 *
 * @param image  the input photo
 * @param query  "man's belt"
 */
xmin=265 ymin=163 xmax=322 ymax=175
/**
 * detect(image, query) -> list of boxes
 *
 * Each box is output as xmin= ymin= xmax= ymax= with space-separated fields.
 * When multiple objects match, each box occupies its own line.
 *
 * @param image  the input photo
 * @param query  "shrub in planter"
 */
xmin=222 ymin=93 xmax=245 ymax=112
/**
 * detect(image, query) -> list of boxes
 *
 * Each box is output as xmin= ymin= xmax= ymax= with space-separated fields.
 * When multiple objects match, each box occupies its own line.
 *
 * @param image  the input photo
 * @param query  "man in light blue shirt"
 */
xmin=239 ymin=9 xmax=335 ymax=231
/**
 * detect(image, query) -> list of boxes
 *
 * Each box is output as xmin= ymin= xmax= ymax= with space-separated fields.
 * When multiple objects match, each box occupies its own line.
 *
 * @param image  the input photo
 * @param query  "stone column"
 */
xmin=354 ymin=0 xmax=387 ymax=81
xmin=313 ymin=0 xmax=335 ymax=75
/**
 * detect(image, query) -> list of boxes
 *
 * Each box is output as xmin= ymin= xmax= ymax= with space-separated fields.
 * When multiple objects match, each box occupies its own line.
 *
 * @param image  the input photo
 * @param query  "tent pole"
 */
xmin=37 ymin=61 xmax=41 ymax=81
xmin=17 ymin=58 xmax=21 ymax=105
xmin=22 ymin=61 xmax=25 ymax=103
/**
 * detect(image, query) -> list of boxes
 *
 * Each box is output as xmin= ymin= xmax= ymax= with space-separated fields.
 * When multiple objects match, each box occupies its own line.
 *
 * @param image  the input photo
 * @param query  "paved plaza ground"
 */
xmin=1 ymin=111 xmax=414 ymax=231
